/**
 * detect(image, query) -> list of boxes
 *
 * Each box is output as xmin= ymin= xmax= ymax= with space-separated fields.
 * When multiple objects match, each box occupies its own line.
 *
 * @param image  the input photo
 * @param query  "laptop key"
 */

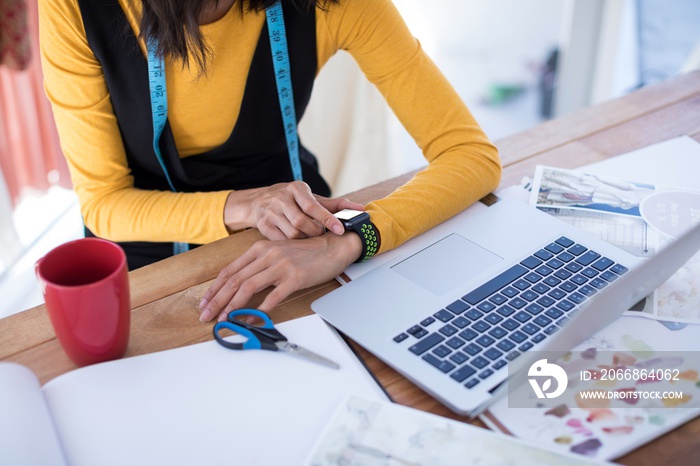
xmin=433 ymin=345 xmax=452 ymax=357
xmin=544 ymin=325 xmax=559 ymax=335
xmin=433 ymin=309 xmax=453 ymax=322
xmin=450 ymin=352 xmax=469 ymax=365
xmin=479 ymin=369 xmax=495 ymax=379
xmin=532 ymin=333 xmax=546 ymax=343
xmin=525 ymin=303 xmax=544 ymax=315
xmin=555 ymin=236 xmax=574 ymax=248
xmin=513 ymin=279 xmax=531 ymax=290
xmin=493 ymin=360 xmax=507 ymax=370
xmin=509 ymin=331 xmax=527 ymax=343
xmin=590 ymin=278 xmax=608 ymax=289
xmin=497 ymin=340 xmax=515 ymax=352
xmin=581 ymin=267 xmax=599 ymax=278
xmin=520 ymin=256 xmax=543 ymax=269
xmin=524 ymin=273 xmax=541 ymax=284
xmin=556 ymin=299 xmax=575 ymax=312
xmin=535 ymin=265 xmax=554 ymax=276
xmin=409 ymin=333 xmax=444 ymax=355
xmin=422 ymin=353 xmax=456 ymax=373
xmin=547 ymin=288 xmax=566 ymax=300
xmin=531 ymin=283 xmax=551 ymax=294
xmin=554 ymin=268 xmax=573 ymax=280
xmin=485 ymin=313 xmax=504 ymax=324
xmin=546 ymin=258 xmax=564 ymax=269
xmin=557 ymin=251 xmax=575 ymax=262
xmin=439 ymin=324 xmax=458 ymax=336
xmin=576 ymin=250 xmax=600 ymax=266
xmin=458 ymin=328 xmax=478 ymax=341
xmin=579 ymin=285 xmax=597 ymax=296
xmin=471 ymin=356 xmax=489 ymax=369
xmin=536 ymin=296 xmax=555 ymax=307
xmin=600 ymin=271 xmax=619 ymax=282
xmin=462 ymin=264 xmax=528 ymax=305
xmin=568 ymin=244 xmax=587 ymax=256
xmin=451 ymin=364 xmax=476 ymax=382
xmin=393 ymin=333 xmax=408 ymax=343
xmin=501 ymin=319 xmax=519 ymax=331
xmin=452 ymin=316 xmax=470 ymax=329
xmin=510 ymin=298 xmax=527 ymax=309
xmin=465 ymin=309 xmax=484 ymax=321
xmin=446 ymin=300 xmax=470 ymax=314
xmin=484 ymin=348 xmax=503 ymax=360
xmin=446 ymin=337 xmax=466 ymax=349
xmin=502 ymin=286 xmax=519 ymax=297
xmin=534 ymin=315 xmax=552 ymax=327
xmin=488 ymin=327 xmax=508 ymax=339
xmin=464 ymin=343 xmax=482 ymax=355
xmin=465 ymin=378 xmax=480 ymax=389
xmin=521 ymin=323 xmax=539 ymax=335
xmin=496 ymin=305 xmax=516 ymax=317
xmin=420 ymin=316 xmax=436 ymax=327
xmin=413 ymin=329 xmax=428 ymax=338
xmin=534 ymin=249 xmax=554 ymax=261
xmin=592 ymin=257 xmax=614 ymax=271
xmin=506 ymin=351 xmax=521 ymax=361
xmin=489 ymin=294 xmax=508 ymax=305
xmin=611 ymin=263 xmax=628 ymax=275
xmin=475 ymin=335 xmax=495 ymax=348
xmin=565 ymin=262 xmax=583 ymax=273
xmin=519 ymin=341 xmax=534 ymax=352
xmin=407 ymin=325 xmax=423 ymax=335
xmin=543 ymin=276 xmax=562 ymax=287
xmin=545 ymin=308 xmax=564 ymax=319
xmin=513 ymin=311 xmax=531 ymax=323
xmin=568 ymin=292 xmax=586 ymax=304
xmin=545 ymin=242 xmax=564 ymax=254
xmin=477 ymin=301 xmax=497 ymax=313
xmin=559 ymin=281 xmax=577 ymax=292
xmin=520 ymin=290 xmax=539 ymax=302
xmin=472 ymin=321 xmax=491 ymax=333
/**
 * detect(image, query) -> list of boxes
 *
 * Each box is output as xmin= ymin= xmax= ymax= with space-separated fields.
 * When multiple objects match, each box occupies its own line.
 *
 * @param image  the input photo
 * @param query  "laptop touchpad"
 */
xmin=391 ymin=233 xmax=502 ymax=296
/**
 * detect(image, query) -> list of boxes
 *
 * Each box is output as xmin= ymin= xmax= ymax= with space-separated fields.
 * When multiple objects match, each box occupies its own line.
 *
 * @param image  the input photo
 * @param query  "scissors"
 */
xmin=213 ymin=309 xmax=340 ymax=370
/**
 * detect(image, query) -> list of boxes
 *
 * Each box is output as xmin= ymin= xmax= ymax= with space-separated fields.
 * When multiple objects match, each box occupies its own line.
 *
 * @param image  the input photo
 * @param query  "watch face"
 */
xmin=334 ymin=209 xmax=366 ymax=222
xmin=334 ymin=209 xmax=369 ymax=228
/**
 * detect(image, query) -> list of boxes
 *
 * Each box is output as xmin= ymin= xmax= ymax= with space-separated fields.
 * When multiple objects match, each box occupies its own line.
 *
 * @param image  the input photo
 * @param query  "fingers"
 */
xmin=199 ymin=242 xmax=295 ymax=322
xmin=289 ymin=182 xmax=345 ymax=236
xmin=315 ymin=196 xmax=366 ymax=235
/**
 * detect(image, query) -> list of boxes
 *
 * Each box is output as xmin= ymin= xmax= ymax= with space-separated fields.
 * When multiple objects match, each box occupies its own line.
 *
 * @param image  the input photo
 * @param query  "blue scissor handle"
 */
xmin=213 ymin=309 xmax=286 ymax=351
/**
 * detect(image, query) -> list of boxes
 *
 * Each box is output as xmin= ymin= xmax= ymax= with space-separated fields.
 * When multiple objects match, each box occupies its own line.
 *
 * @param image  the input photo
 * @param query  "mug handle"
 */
xmin=35 ymin=257 xmax=46 ymax=294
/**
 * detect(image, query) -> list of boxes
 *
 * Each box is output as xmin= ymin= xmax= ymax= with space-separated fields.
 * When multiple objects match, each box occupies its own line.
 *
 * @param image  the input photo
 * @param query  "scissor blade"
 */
xmin=276 ymin=342 xmax=340 ymax=370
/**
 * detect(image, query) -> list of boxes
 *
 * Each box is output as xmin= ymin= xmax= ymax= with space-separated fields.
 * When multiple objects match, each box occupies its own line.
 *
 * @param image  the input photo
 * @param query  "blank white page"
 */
xmin=43 ymin=315 xmax=387 ymax=466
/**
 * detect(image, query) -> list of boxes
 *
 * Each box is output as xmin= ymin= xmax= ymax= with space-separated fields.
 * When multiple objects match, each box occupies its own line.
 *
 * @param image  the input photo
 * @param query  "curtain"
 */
xmin=0 ymin=0 xmax=69 ymax=208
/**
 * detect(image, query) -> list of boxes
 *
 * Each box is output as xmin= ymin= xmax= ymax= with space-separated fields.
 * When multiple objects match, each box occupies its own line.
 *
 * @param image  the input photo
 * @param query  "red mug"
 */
xmin=35 ymin=238 xmax=130 ymax=367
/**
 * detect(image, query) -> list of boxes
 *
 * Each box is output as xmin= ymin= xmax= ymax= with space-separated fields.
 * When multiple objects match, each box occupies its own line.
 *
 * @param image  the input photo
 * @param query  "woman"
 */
xmin=39 ymin=0 xmax=501 ymax=323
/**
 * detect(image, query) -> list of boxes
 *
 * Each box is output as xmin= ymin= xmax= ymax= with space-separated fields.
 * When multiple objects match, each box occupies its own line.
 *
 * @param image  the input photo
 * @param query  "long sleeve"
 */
xmin=319 ymin=0 xmax=501 ymax=253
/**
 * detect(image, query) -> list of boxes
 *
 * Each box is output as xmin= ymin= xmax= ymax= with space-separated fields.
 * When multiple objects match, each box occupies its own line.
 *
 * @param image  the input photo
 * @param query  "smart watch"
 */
xmin=334 ymin=209 xmax=380 ymax=263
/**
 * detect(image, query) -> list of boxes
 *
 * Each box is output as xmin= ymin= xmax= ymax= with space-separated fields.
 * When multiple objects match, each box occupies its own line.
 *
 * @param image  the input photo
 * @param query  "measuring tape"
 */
xmin=266 ymin=1 xmax=302 ymax=181
xmin=146 ymin=0 xmax=300 ymax=255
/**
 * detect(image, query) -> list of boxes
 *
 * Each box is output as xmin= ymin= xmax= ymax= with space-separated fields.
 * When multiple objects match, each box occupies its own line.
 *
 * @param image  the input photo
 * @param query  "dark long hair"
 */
xmin=139 ymin=0 xmax=337 ymax=73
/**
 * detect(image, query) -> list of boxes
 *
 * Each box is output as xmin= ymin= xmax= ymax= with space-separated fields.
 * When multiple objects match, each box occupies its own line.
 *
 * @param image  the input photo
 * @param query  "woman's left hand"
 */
xmin=198 ymin=232 xmax=362 ymax=322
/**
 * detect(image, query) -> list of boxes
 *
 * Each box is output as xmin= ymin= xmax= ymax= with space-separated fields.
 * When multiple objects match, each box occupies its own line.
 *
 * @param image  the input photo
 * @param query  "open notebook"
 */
xmin=0 ymin=315 xmax=387 ymax=466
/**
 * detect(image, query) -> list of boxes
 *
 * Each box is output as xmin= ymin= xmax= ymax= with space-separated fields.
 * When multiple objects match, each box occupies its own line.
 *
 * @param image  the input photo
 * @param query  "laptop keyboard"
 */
xmin=392 ymin=236 xmax=628 ymax=391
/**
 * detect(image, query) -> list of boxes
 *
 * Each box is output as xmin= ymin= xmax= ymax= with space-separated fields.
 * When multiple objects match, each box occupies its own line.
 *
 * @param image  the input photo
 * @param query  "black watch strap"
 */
xmin=349 ymin=220 xmax=380 ymax=263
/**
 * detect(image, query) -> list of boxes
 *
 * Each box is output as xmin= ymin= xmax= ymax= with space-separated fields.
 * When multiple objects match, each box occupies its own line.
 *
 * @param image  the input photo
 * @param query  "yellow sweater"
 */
xmin=39 ymin=0 xmax=500 ymax=254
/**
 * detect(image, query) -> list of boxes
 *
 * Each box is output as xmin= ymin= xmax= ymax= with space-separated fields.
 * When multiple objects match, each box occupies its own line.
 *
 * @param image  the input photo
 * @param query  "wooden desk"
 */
xmin=2 ymin=70 xmax=699 ymax=465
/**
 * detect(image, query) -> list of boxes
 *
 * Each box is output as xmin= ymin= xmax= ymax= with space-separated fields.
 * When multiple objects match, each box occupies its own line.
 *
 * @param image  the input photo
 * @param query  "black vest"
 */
xmin=77 ymin=0 xmax=330 ymax=269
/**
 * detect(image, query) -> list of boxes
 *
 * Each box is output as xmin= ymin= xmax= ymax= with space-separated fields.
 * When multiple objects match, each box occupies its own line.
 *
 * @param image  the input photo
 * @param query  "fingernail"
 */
xmin=200 ymin=309 xmax=211 ymax=322
xmin=332 ymin=224 xmax=344 ymax=235
xmin=199 ymin=298 xmax=208 ymax=309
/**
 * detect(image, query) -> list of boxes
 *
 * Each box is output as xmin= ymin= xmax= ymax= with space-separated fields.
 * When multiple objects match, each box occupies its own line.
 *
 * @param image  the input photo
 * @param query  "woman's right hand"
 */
xmin=223 ymin=181 xmax=365 ymax=241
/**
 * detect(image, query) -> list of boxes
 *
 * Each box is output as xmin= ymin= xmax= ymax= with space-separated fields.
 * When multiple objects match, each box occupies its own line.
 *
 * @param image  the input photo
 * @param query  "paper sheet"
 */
xmin=305 ymin=395 xmax=612 ymax=465
xmin=42 ymin=315 xmax=387 ymax=466
xmin=0 ymin=363 xmax=67 ymax=466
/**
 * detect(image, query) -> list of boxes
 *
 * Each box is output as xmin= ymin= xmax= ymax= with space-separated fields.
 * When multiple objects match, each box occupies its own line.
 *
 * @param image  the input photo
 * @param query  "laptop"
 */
xmin=312 ymin=198 xmax=700 ymax=417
